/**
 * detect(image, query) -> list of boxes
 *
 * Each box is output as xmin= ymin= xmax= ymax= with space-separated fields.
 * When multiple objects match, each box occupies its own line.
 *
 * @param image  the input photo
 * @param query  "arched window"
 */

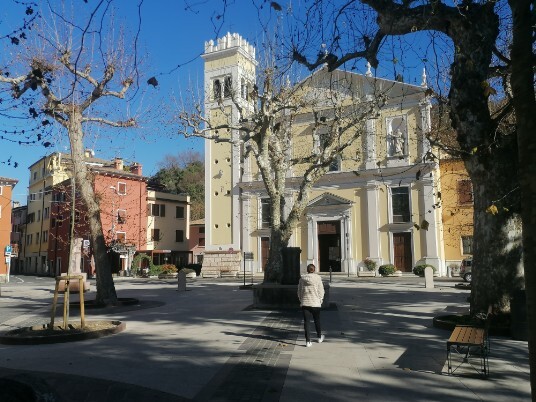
xmin=224 ymin=76 xmax=232 ymax=98
xmin=241 ymin=78 xmax=246 ymax=99
xmin=213 ymin=79 xmax=221 ymax=100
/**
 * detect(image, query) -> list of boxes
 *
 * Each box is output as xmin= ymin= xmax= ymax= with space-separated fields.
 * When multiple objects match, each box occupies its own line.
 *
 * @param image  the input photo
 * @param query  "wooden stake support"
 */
xmin=50 ymin=275 xmax=86 ymax=330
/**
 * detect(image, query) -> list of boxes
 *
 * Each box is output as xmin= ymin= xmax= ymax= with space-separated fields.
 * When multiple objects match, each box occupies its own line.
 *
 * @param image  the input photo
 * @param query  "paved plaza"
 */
xmin=0 ymin=275 xmax=530 ymax=401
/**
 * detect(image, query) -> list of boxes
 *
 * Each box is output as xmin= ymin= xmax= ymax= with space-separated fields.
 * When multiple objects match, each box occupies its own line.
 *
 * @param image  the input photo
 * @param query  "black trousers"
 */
xmin=302 ymin=306 xmax=322 ymax=343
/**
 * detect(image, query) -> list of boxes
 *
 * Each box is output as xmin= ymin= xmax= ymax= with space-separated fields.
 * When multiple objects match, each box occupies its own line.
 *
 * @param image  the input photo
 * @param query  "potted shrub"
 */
xmin=412 ymin=264 xmax=436 ymax=277
xmin=158 ymin=264 xmax=178 ymax=279
xmin=358 ymin=258 xmax=377 ymax=277
xmin=364 ymin=258 xmax=377 ymax=271
xmin=378 ymin=264 xmax=396 ymax=277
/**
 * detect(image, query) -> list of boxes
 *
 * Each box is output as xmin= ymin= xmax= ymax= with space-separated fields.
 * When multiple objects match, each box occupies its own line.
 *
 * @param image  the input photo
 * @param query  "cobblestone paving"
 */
xmin=196 ymin=311 xmax=301 ymax=401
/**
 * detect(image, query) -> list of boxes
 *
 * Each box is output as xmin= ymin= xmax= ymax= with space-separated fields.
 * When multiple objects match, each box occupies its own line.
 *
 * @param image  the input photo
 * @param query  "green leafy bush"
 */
xmin=149 ymin=265 xmax=164 ymax=276
xmin=378 ymin=264 xmax=396 ymax=277
xmin=363 ymin=258 xmax=377 ymax=271
xmin=131 ymin=253 xmax=155 ymax=277
xmin=413 ymin=264 xmax=436 ymax=276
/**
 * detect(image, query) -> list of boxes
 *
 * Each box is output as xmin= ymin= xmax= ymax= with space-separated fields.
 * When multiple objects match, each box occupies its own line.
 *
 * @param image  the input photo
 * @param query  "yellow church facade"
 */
xmin=202 ymin=33 xmax=446 ymax=277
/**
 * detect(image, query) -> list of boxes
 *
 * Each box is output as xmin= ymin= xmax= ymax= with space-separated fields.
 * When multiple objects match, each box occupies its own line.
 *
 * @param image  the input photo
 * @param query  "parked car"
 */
xmin=460 ymin=257 xmax=473 ymax=282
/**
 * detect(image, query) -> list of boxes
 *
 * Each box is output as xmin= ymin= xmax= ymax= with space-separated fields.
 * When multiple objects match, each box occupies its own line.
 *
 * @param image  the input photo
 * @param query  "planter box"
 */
xmin=158 ymin=273 xmax=178 ymax=279
xmin=358 ymin=271 xmax=376 ymax=277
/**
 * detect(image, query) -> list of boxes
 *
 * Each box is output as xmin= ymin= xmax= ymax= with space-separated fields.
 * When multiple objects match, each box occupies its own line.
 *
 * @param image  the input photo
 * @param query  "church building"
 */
xmin=201 ymin=33 xmax=445 ymax=277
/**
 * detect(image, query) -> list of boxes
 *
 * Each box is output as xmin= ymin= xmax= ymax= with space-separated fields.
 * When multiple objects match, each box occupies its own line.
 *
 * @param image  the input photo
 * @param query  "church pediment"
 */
xmin=307 ymin=192 xmax=353 ymax=208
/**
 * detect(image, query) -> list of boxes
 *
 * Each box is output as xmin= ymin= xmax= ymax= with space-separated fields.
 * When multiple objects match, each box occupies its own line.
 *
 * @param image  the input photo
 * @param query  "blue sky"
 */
xmin=0 ymin=0 xmax=265 ymax=203
xmin=0 ymin=0 xmax=439 ymax=204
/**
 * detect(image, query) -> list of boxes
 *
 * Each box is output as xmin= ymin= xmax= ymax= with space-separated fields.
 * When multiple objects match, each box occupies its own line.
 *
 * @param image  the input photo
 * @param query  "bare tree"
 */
xmin=178 ymin=62 xmax=388 ymax=282
xmin=0 ymin=2 xmax=143 ymax=305
xmin=286 ymin=0 xmax=535 ymax=393
xmin=289 ymin=0 xmax=523 ymax=310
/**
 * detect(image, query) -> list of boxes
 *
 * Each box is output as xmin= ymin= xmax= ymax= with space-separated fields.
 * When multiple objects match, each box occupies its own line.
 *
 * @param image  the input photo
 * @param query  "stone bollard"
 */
xmin=178 ymin=270 xmax=187 ymax=291
xmin=424 ymin=266 xmax=434 ymax=289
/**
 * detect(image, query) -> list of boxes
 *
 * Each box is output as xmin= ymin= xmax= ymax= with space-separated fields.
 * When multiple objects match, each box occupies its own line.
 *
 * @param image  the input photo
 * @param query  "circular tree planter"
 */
xmin=0 ymin=320 xmax=126 ymax=345
xmin=70 ymin=297 xmax=140 ymax=309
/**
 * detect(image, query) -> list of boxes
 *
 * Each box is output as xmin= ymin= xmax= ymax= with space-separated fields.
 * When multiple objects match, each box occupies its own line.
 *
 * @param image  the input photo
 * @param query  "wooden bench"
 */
xmin=446 ymin=306 xmax=492 ymax=377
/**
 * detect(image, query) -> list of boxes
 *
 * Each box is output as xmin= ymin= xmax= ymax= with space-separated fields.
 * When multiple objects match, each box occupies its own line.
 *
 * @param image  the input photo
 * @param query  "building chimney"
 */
xmin=113 ymin=157 xmax=124 ymax=171
xmin=130 ymin=163 xmax=143 ymax=176
xmin=84 ymin=149 xmax=95 ymax=158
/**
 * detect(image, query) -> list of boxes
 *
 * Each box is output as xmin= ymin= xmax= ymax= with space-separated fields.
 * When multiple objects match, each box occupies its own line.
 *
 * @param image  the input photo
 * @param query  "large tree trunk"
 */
xmin=447 ymin=6 xmax=523 ymax=313
xmin=467 ymin=156 xmax=523 ymax=313
xmin=69 ymin=113 xmax=117 ymax=305
xmin=508 ymin=0 xmax=536 ymax=395
xmin=264 ymin=229 xmax=286 ymax=283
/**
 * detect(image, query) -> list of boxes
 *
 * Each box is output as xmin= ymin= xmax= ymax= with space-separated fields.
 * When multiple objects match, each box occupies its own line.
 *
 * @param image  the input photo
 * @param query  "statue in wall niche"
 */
xmin=48 ymin=154 xmax=59 ymax=172
xmin=391 ymin=129 xmax=405 ymax=155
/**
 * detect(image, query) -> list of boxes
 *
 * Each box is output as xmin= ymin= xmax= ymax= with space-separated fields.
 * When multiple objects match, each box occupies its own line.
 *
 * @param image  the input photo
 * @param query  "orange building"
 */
xmin=439 ymin=158 xmax=474 ymax=274
xmin=0 ymin=177 xmax=18 ymax=281
xmin=48 ymin=160 xmax=147 ymax=276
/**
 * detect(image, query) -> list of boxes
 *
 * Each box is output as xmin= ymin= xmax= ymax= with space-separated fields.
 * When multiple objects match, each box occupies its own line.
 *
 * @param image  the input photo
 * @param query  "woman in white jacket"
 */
xmin=297 ymin=264 xmax=325 ymax=347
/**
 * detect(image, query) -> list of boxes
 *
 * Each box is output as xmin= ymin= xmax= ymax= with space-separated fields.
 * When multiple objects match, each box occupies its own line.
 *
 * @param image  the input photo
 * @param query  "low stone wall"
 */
xmin=201 ymin=251 xmax=241 ymax=278
xmin=252 ymin=282 xmax=330 ymax=309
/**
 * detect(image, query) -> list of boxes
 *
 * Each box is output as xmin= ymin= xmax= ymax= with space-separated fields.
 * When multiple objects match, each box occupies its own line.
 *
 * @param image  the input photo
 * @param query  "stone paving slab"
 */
xmin=0 ymin=276 xmax=531 ymax=401
xmin=195 ymin=311 xmax=301 ymax=401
